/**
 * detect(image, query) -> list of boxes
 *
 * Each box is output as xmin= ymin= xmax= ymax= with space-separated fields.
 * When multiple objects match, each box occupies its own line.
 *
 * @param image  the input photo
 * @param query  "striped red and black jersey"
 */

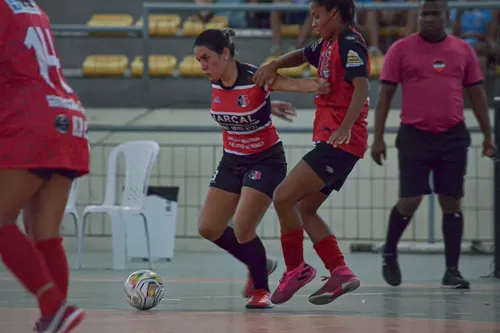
xmin=210 ymin=62 xmax=280 ymax=156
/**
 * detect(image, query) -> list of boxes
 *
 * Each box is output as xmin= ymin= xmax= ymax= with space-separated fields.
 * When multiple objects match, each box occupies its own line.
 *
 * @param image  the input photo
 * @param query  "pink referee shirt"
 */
xmin=380 ymin=34 xmax=484 ymax=133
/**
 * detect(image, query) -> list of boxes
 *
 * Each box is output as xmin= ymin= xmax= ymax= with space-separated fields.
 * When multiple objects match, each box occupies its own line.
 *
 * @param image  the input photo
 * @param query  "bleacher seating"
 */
xmin=78 ymin=53 xmax=388 ymax=79
xmin=182 ymin=16 xmax=229 ymax=37
xmin=70 ymin=9 xmax=498 ymax=80
xmin=87 ymin=14 xmax=134 ymax=36
xmin=178 ymin=56 xmax=205 ymax=77
xmin=131 ymin=55 xmax=177 ymax=77
xmin=82 ymin=55 xmax=129 ymax=77
xmin=264 ymin=56 xmax=308 ymax=78
xmin=135 ymin=14 xmax=181 ymax=36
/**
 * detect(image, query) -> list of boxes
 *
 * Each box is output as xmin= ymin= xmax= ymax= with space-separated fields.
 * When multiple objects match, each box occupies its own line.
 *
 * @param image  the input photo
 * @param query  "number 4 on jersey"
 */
xmin=24 ymin=26 xmax=73 ymax=94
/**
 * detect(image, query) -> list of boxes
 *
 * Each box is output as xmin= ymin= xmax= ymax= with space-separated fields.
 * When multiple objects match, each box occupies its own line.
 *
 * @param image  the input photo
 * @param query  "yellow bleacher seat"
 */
xmin=179 ymin=56 xmax=205 ymax=77
xmin=281 ymin=24 xmax=301 ymax=38
xmin=310 ymin=65 xmax=318 ymax=77
xmin=135 ymin=15 xmax=181 ymax=36
xmin=131 ymin=55 xmax=178 ymax=77
xmin=82 ymin=55 xmax=129 ymax=77
xmin=370 ymin=56 xmax=384 ymax=77
xmin=204 ymin=16 xmax=229 ymax=30
xmin=87 ymin=14 xmax=134 ymax=36
xmin=182 ymin=16 xmax=229 ymax=37
xmin=87 ymin=14 xmax=134 ymax=27
xmin=379 ymin=26 xmax=406 ymax=37
xmin=263 ymin=56 xmax=307 ymax=78
xmin=182 ymin=18 xmax=204 ymax=37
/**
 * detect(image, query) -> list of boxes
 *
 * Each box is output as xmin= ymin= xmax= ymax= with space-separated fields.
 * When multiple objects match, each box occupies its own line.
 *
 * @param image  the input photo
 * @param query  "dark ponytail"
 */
xmin=194 ymin=28 xmax=236 ymax=57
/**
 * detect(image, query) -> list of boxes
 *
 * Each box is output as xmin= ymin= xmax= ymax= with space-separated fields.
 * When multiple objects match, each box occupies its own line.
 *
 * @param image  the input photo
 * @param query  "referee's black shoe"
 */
xmin=441 ymin=267 xmax=470 ymax=289
xmin=382 ymin=252 xmax=402 ymax=287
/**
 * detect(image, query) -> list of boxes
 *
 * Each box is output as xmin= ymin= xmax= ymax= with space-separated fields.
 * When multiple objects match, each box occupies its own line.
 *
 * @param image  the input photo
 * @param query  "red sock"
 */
xmin=37 ymin=237 xmax=69 ymax=299
xmin=0 ymin=224 xmax=64 ymax=315
xmin=313 ymin=234 xmax=346 ymax=272
xmin=281 ymin=227 xmax=304 ymax=271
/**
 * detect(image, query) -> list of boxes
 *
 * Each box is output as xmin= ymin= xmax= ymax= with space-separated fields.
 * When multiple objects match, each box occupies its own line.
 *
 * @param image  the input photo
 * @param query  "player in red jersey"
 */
xmin=253 ymin=0 xmax=370 ymax=305
xmin=0 ymin=1 xmax=88 ymax=332
xmin=193 ymin=28 xmax=329 ymax=309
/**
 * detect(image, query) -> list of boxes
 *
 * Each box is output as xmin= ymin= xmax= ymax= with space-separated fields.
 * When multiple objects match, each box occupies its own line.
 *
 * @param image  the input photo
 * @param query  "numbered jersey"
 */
xmin=0 ymin=0 xmax=89 ymax=175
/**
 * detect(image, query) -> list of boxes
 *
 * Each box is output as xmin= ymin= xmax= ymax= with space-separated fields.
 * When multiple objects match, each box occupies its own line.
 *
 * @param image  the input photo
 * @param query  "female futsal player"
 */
xmin=0 ymin=1 xmax=88 ymax=332
xmin=252 ymin=0 xmax=370 ymax=305
xmin=194 ymin=28 xmax=330 ymax=308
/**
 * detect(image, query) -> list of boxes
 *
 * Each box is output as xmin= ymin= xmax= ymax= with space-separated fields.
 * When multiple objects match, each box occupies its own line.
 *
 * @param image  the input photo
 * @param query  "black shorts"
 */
xmin=396 ymin=123 xmax=471 ymax=199
xmin=302 ymin=142 xmax=360 ymax=196
xmin=30 ymin=168 xmax=79 ymax=181
xmin=210 ymin=142 xmax=287 ymax=198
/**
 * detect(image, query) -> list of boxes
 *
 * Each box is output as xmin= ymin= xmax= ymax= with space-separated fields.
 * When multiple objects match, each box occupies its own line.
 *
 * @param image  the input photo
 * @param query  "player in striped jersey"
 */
xmin=193 ymin=28 xmax=329 ymax=309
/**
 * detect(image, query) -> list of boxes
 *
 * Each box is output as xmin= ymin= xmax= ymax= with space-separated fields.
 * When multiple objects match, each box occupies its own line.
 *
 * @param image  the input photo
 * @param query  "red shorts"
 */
xmin=312 ymin=106 xmax=368 ymax=158
xmin=0 ymin=107 xmax=90 ymax=177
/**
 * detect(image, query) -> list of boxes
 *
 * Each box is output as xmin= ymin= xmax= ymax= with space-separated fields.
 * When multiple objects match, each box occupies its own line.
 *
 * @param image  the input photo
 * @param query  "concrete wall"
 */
xmin=59 ymin=107 xmax=495 ymax=245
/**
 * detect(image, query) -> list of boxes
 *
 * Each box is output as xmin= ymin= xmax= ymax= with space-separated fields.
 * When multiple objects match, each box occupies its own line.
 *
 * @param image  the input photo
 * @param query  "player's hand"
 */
xmin=327 ymin=126 xmax=351 ymax=147
xmin=315 ymin=78 xmax=330 ymax=94
xmin=482 ymin=137 xmax=497 ymax=160
xmin=371 ymin=139 xmax=387 ymax=166
xmin=253 ymin=61 xmax=278 ymax=87
xmin=271 ymin=100 xmax=297 ymax=122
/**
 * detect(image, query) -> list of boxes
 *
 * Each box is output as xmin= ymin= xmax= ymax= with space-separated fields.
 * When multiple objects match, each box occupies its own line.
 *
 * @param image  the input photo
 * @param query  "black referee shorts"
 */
xmin=396 ymin=123 xmax=470 ymax=199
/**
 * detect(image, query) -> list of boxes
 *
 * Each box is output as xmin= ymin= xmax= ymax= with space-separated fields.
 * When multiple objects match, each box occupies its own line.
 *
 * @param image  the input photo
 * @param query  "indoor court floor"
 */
xmin=1 ymin=250 xmax=500 ymax=332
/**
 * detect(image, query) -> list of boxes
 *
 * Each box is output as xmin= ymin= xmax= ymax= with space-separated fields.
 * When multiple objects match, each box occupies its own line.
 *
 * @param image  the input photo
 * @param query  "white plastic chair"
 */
xmin=77 ymin=140 xmax=160 ymax=270
xmin=64 ymin=179 xmax=81 ymax=268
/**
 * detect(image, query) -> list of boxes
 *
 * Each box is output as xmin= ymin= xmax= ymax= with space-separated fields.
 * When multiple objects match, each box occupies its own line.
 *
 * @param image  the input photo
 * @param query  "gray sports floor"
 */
xmin=1 ymin=249 xmax=499 ymax=332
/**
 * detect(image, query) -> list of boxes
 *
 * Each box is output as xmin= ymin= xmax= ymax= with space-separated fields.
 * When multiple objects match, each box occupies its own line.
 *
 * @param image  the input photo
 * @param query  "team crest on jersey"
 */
xmin=433 ymin=59 xmax=445 ymax=73
xmin=346 ymin=50 xmax=364 ymax=68
xmin=248 ymin=170 xmax=262 ymax=180
xmin=4 ymin=0 xmax=40 ymax=14
xmin=237 ymin=94 xmax=251 ymax=108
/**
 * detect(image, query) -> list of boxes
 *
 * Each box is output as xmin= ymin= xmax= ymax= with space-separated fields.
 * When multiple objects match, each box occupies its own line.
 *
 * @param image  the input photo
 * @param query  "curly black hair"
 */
xmin=312 ymin=0 xmax=356 ymax=25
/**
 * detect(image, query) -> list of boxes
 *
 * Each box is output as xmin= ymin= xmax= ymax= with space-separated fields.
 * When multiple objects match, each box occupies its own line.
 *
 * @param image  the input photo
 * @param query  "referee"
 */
xmin=371 ymin=0 xmax=497 ymax=289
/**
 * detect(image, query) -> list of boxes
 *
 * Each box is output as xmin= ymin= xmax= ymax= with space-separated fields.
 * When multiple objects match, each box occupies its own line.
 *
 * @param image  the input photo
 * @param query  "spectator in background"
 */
xmin=270 ymin=0 xmax=313 ymax=55
xmin=247 ymin=0 xmax=272 ymax=28
xmin=196 ymin=0 xmax=216 ymax=23
xmin=356 ymin=0 xmax=383 ymax=56
xmin=450 ymin=5 xmax=499 ymax=73
xmin=195 ymin=0 xmax=249 ymax=28
xmin=378 ymin=0 xmax=418 ymax=37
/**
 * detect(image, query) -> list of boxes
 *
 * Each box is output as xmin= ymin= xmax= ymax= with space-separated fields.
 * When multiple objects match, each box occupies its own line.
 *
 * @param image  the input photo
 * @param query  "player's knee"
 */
xmin=272 ymin=183 xmax=292 ymax=210
xmin=438 ymin=195 xmax=461 ymax=214
xmin=396 ymin=196 xmax=423 ymax=216
xmin=198 ymin=219 xmax=224 ymax=242
xmin=297 ymin=200 xmax=318 ymax=221
xmin=233 ymin=223 xmax=257 ymax=244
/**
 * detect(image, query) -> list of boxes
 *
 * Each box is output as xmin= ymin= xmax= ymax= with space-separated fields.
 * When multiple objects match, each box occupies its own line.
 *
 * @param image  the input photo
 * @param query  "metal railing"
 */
xmin=72 ymin=126 xmax=493 ymax=247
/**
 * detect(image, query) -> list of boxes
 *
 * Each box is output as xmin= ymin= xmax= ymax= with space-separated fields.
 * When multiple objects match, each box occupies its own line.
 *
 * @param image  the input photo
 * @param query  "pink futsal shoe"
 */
xmin=270 ymin=261 xmax=316 ymax=304
xmin=35 ymin=303 xmax=85 ymax=333
xmin=243 ymin=256 xmax=279 ymax=298
xmin=308 ymin=265 xmax=360 ymax=305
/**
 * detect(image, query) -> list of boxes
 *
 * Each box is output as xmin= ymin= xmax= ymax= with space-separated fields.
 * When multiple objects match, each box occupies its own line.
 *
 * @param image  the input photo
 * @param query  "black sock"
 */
xmin=384 ymin=206 xmax=412 ymax=254
xmin=240 ymin=236 xmax=269 ymax=292
xmin=442 ymin=212 xmax=463 ymax=269
xmin=213 ymin=227 xmax=247 ymax=264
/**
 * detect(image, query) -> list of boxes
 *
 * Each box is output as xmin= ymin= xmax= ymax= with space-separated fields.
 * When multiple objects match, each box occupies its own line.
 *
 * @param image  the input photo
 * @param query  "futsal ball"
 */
xmin=124 ymin=269 xmax=165 ymax=310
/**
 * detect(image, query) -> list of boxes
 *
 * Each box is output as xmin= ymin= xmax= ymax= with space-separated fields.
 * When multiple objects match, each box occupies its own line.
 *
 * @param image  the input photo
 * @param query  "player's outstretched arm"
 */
xmin=253 ymin=48 xmax=309 ymax=87
xmin=268 ymin=74 xmax=330 ymax=94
